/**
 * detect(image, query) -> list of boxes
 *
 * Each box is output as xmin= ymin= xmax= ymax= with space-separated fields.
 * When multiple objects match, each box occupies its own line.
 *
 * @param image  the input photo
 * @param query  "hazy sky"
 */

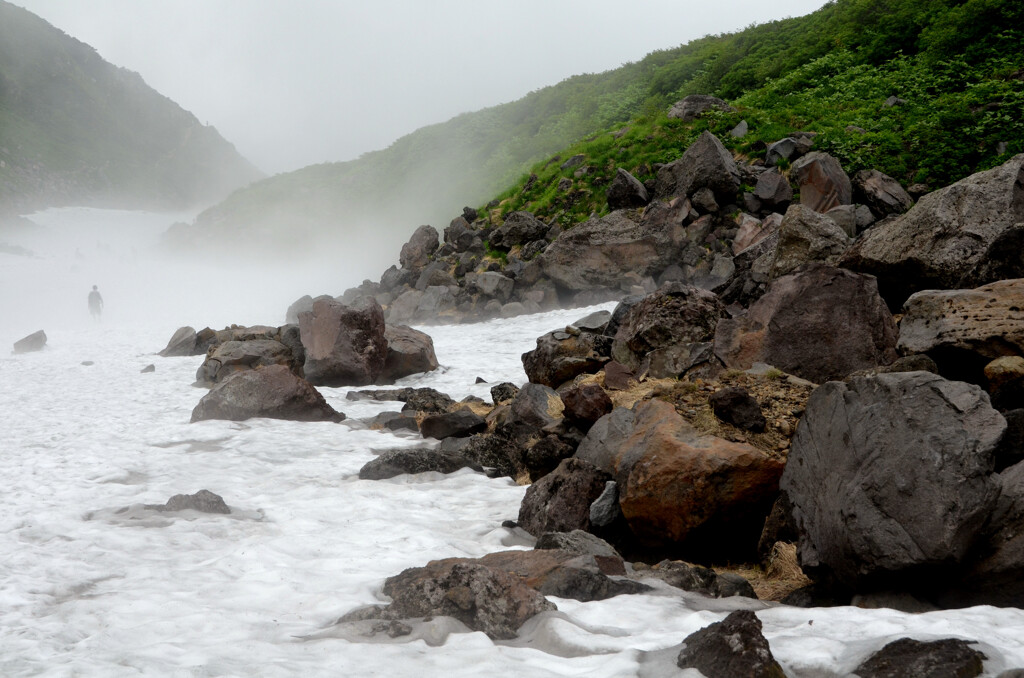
xmin=16 ymin=0 xmax=826 ymax=175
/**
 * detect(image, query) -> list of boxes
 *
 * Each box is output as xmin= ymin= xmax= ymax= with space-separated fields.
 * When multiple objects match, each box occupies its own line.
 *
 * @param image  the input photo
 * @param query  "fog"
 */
xmin=15 ymin=0 xmax=827 ymax=174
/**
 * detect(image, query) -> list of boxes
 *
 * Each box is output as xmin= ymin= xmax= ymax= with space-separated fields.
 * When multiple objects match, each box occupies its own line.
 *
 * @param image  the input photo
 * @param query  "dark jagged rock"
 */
xmin=299 ymin=296 xmax=387 ymax=387
xmin=346 ymin=386 xmax=455 ymax=413
xmin=709 ymin=386 xmax=766 ymax=433
xmin=490 ymin=382 xmax=520 ymax=405
xmin=517 ymin=458 xmax=611 ymax=537
xmin=509 ymin=383 xmax=564 ymax=430
xmin=190 ymin=364 xmax=345 ymax=423
xmin=358 ymin=448 xmax=481 ymax=480
xmin=676 ymin=610 xmax=785 ymax=678
xmin=769 ymin=204 xmax=851 ymax=279
xmin=522 ymin=329 xmax=611 ymax=388
xmin=854 ymin=638 xmax=985 ymax=678
xmin=560 ymin=383 xmax=613 ymax=430
xmin=790 ymin=151 xmax=852 ymax=213
xmin=195 ymin=339 xmax=296 ymax=386
xmin=379 ymin=325 xmax=439 ymax=384
xmin=654 ymin=131 xmax=741 ymax=203
xmin=780 ymin=372 xmax=1003 ymax=588
xmin=840 ymin=154 xmax=1024 ymax=308
xmin=398 ymin=225 xmax=439 ymax=270
xmin=381 ymin=561 xmax=555 ymax=640
xmin=715 ymin=264 xmax=898 ymax=384
xmin=606 ymin=167 xmax=650 ymax=209
xmin=419 ymin=409 xmax=487 ymax=439
xmin=853 ymin=169 xmax=914 ymax=218
xmin=489 ymin=211 xmax=549 ymax=248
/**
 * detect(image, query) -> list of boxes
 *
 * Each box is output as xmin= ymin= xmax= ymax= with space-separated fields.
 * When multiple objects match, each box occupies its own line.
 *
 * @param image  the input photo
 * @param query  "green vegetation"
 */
xmin=187 ymin=0 xmax=1023 ymax=253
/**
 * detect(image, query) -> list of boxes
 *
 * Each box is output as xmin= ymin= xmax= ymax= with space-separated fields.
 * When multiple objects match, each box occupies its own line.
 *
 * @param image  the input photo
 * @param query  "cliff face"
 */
xmin=0 ymin=1 xmax=263 ymax=215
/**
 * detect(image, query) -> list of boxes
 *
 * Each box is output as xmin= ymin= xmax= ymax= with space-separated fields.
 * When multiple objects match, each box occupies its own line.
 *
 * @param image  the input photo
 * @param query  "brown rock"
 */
xmin=299 ymin=296 xmax=387 ymax=387
xmin=561 ymin=383 xmax=614 ymax=429
xmin=190 ymin=364 xmax=345 ymax=423
xmin=790 ymin=151 xmax=852 ymax=213
xmin=715 ymin=264 xmax=898 ymax=384
xmin=517 ymin=458 xmax=611 ymax=536
xmin=602 ymin=361 xmax=638 ymax=391
xmin=379 ymin=324 xmax=438 ymax=384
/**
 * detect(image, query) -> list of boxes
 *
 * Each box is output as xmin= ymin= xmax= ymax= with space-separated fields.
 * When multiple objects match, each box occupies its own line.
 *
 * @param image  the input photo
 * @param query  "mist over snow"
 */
xmin=14 ymin=0 xmax=828 ymax=174
xmin=0 ymin=208 xmax=379 ymax=346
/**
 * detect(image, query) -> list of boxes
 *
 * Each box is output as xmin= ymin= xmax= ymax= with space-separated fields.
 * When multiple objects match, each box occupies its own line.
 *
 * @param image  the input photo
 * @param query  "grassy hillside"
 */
xmin=180 ymin=0 xmax=1023 ymax=258
xmin=0 ymin=1 xmax=263 ymax=216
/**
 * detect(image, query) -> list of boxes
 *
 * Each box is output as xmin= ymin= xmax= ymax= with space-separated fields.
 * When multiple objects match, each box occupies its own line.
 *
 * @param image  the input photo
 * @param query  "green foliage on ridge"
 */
xmin=182 ymin=0 xmax=1023 ymax=254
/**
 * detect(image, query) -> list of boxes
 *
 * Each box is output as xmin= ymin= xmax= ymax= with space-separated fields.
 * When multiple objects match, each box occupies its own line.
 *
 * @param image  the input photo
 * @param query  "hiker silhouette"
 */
xmin=88 ymin=285 xmax=104 ymax=320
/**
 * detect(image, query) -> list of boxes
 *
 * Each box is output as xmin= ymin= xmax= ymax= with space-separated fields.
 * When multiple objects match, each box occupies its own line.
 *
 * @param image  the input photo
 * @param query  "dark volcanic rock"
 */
xmin=517 ymin=458 xmax=611 ymax=537
xmin=490 ymin=211 xmax=549 ymax=249
xmin=709 ymin=386 xmax=766 ymax=433
xmin=398 ymin=225 xmax=440 ymax=270
xmin=654 ymin=131 xmax=741 ymax=203
xmin=854 ymin=638 xmax=985 ymax=678
xmin=381 ymin=560 xmax=555 ymax=640
xmin=522 ymin=329 xmax=611 ymax=388
xmin=840 ymin=154 xmax=1024 ymax=308
xmin=419 ymin=409 xmax=487 ymax=439
xmin=358 ymin=448 xmax=481 ymax=480
xmin=560 ymin=383 xmax=614 ymax=430
xmin=780 ymin=372 xmax=1003 ymax=588
xmin=299 ymin=296 xmax=388 ymax=387
xmin=346 ymin=386 xmax=455 ymax=413
xmin=606 ymin=167 xmax=650 ymax=210
xmin=490 ymin=382 xmax=520 ymax=404
xmin=853 ymin=169 xmax=914 ymax=218
xmin=676 ymin=610 xmax=785 ymax=678
xmin=190 ymin=364 xmax=345 ymax=423
xmin=769 ymin=204 xmax=851 ymax=279
xmin=509 ymin=383 xmax=565 ymax=430
xmin=714 ymin=264 xmax=898 ymax=384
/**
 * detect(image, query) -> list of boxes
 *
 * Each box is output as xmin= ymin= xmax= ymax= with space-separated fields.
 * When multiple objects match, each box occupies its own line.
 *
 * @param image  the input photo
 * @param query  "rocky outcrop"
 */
xmin=898 ymin=279 xmax=1024 ymax=383
xmin=840 ymin=154 xmax=1024 ymax=307
xmin=610 ymin=282 xmax=727 ymax=377
xmin=667 ymin=94 xmax=735 ymax=122
xmin=769 ymin=204 xmax=852 ymax=278
xmin=654 ymin=131 xmax=741 ymax=204
xmin=714 ymin=264 xmax=898 ymax=384
xmin=780 ymin=372 xmax=1003 ymax=588
xmin=194 ymin=339 xmax=296 ymax=386
xmin=676 ymin=610 xmax=785 ymax=678
xmin=190 ymin=364 xmax=345 ymax=423
xmin=379 ymin=324 xmax=439 ymax=384
xmin=381 ymin=560 xmax=555 ymax=640
xmin=853 ymin=169 xmax=914 ymax=218
xmin=299 ymin=296 xmax=388 ymax=387
xmin=521 ymin=327 xmax=611 ymax=388
xmin=399 ymin=225 xmax=440 ymax=270
xmin=606 ymin=168 xmax=649 ymax=210
xmin=790 ymin=151 xmax=852 ymax=213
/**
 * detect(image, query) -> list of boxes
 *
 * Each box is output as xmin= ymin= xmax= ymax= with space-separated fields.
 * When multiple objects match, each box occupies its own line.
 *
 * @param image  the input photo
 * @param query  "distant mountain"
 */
xmin=170 ymin=0 xmax=1023 ymax=267
xmin=0 ymin=1 xmax=263 ymax=216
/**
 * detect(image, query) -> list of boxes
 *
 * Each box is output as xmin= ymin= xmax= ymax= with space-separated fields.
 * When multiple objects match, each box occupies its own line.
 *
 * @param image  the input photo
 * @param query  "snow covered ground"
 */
xmin=3 ymin=209 xmax=1024 ymax=677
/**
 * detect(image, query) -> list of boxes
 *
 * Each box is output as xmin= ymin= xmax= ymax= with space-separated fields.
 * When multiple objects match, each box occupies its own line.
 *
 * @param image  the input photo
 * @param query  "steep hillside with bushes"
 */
xmin=0 ymin=1 xmax=262 ymax=216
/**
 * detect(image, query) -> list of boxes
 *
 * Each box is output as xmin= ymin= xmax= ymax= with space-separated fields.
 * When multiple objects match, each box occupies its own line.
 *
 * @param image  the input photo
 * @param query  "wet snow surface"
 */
xmin=3 ymin=209 xmax=1024 ymax=676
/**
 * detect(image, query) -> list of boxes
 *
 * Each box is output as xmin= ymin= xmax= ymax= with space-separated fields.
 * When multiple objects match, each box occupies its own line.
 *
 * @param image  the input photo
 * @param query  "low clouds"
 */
xmin=16 ymin=0 xmax=824 ymax=174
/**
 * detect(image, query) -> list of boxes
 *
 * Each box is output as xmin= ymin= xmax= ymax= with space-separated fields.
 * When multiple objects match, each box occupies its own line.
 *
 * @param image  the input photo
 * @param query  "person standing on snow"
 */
xmin=88 ymin=285 xmax=104 ymax=320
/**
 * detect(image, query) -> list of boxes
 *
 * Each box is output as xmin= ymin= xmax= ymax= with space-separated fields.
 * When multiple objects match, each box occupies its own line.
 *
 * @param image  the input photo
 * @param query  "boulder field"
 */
xmin=154 ymin=99 xmax=1024 ymax=668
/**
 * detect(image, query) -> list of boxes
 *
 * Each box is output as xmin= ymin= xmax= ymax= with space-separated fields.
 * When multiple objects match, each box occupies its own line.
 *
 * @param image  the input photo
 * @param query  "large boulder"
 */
xmin=769 ymin=204 xmax=852 ymax=279
xmin=714 ymin=264 xmax=898 ymax=384
xmin=299 ymin=296 xmax=388 ymax=386
xmin=489 ymin=211 xmax=549 ymax=249
xmin=790 ymin=151 xmax=852 ymax=213
xmin=654 ymin=131 xmax=741 ymax=204
xmin=381 ymin=560 xmax=555 ymax=640
xmin=13 ymin=329 xmax=46 ymax=354
xmin=958 ymin=460 xmax=1024 ymax=606
xmin=194 ymin=339 xmax=296 ymax=386
xmin=379 ymin=324 xmax=438 ymax=384
xmin=517 ymin=458 xmax=611 ymax=537
xmin=853 ymin=169 xmax=914 ymax=218
xmin=606 ymin=168 xmax=650 ymax=210
xmin=538 ymin=205 xmax=686 ymax=292
xmin=840 ymin=154 xmax=1024 ymax=308
xmin=779 ymin=372 xmax=1003 ymax=588
xmin=159 ymin=326 xmax=199 ymax=357
xmin=610 ymin=282 xmax=727 ymax=376
xmin=854 ymin=638 xmax=986 ymax=678
xmin=898 ymin=279 xmax=1024 ymax=383
xmin=398 ymin=225 xmax=439 ymax=270
xmin=521 ymin=329 xmax=611 ymax=388
xmin=753 ymin=168 xmax=793 ymax=209
xmin=615 ymin=399 xmax=785 ymax=557
xmin=466 ymin=271 xmax=514 ymax=302
xmin=509 ymin=383 xmax=565 ymax=430
xmin=190 ymin=364 xmax=345 ymax=423
xmin=667 ymin=94 xmax=735 ymax=122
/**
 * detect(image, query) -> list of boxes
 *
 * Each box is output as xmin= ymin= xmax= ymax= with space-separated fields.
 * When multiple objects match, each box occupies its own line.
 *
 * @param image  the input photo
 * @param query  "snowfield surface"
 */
xmin=3 ymin=209 xmax=1024 ymax=677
